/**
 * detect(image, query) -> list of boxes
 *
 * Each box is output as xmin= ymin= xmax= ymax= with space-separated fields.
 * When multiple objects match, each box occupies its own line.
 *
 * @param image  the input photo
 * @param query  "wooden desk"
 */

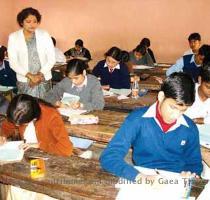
xmin=65 ymin=110 xmax=127 ymax=143
xmin=0 ymin=149 xmax=207 ymax=200
xmin=0 ymin=149 xmax=118 ymax=200
xmin=52 ymin=63 xmax=67 ymax=77
xmin=139 ymin=75 xmax=165 ymax=91
xmin=133 ymin=66 xmax=168 ymax=76
xmin=104 ymin=92 xmax=157 ymax=112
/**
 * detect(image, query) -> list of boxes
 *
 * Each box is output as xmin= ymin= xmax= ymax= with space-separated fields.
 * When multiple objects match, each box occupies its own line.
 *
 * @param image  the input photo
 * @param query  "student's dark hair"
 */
xmin=200 ymin=63 xmax=210 ymax=82
xmin=188 ymin=33 xmax=201 ymax=41
xmin=7 ymin=94 xmax=54 ymax=125
xmin=198 ymin=45 xmax=210 ymax=64
xmin=161 ymin=72 xmax=195 ymax=106
xmin=51 ymin=37 xmax=56 ymax=46
xmin=121 ymin=50 xmax=129 ymax=63
xmin=75 ymin=39 xmax=83 ymax=47
xmin=105 ymin=46 xmax=123 ymax=62
xmin=17 ymin=7 xmax=41 ymax=27
xmin=66 ymin=59 xmax=88 ymax=76
xmin=140 ymin=38 xmax=151 ymax=47
xmin=0 ymin=46 xmax=7 ymax=61
xmin=133 ymin=44 xmax=146 ymax=56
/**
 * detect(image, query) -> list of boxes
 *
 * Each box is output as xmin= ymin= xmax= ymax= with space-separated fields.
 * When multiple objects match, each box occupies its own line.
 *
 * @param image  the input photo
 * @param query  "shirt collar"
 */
xmin=143 ymin=102 xmax=189 ymax=131
xmin=191 ymin=54 xmax=201 ymax=67
xmin=72 ymin=75 xmax=87 ymax=88
xmin=0 ymin=60 xmax=5 ymax=70
xmin=104 ymin=62 xmax=120 ymax=70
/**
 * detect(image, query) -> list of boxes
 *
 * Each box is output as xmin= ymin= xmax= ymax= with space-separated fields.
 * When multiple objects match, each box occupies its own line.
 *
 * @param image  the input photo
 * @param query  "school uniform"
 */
xmin=45 ymin=74 xmax=104 ymax=111
xmin=1 ymin=104 xmax=73 ymax=156
xmin=100 ymin=102 xmax=203 ymax=181
xmin=129 ymin=51 xmax=154 ymax=66
xmin=92 ymin=60 xmax=130 ymax=89
xmin=166 ymin=54 xmax=201 ymax=82
xmin=0 ymin=60 xmax=17 ymax=87
xmin=185 ymin=84 xmax=210 ymax=124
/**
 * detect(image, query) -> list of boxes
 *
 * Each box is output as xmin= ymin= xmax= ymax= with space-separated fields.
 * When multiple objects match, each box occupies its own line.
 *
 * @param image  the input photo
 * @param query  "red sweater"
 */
xmin=1 ymin=104 xmax=73 ymax=156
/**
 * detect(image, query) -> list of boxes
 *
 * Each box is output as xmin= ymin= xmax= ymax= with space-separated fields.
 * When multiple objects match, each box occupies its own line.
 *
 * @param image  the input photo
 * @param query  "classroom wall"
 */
xmin=0 ymin=0 xmax=210 ymax=64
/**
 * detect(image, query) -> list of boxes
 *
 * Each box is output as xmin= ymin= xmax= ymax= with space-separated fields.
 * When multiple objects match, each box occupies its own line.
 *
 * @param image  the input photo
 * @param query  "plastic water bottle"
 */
xmin=132 ymin=80 xmax=139 ymax=99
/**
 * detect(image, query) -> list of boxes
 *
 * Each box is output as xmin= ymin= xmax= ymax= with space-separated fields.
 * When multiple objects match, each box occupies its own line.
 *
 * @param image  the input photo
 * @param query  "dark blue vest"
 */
xmin=183 ymin=54 xmax=201 ymax=82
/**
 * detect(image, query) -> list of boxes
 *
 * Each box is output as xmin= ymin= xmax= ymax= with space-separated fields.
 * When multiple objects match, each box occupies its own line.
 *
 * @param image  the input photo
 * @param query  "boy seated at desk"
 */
xmin=92 ymin=46 xmax=130 ymax=90
xmin=64 ymin=39 xmax=91 ymax=62
xmin=0 ymin=46 xmax=17 ymax=90
xmin=0 ymin=94 xmax=73 ymax=156
xmin=45 ymin=59 xmax=104 ymax=111
xmin=184 ymin=32 xmax=202 ymax=56
xmin=185 ymin=63 xmax=210 ymax=124
xmin=100 ymin=72 xmax=202 ymax=182
xmin=166 ymin=44 xmax=210 ymax=82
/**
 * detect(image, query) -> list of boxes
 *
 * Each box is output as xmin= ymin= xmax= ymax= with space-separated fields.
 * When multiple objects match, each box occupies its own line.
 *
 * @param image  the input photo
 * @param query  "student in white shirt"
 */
xmin=183 ymin=33 xmax=201 ymax=56
xmin=185 ymin=63 xmax=210 ymax=124
xmin=51 ymin=37 xmax=66 ymax=63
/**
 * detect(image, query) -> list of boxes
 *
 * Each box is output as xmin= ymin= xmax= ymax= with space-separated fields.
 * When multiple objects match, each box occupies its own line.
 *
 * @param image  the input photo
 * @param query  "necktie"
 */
xmin=109 ymin=68 xmax=114 ymax=73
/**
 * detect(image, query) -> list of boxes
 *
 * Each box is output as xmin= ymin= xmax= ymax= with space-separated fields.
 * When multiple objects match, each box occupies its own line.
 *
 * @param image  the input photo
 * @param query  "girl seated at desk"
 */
xmin=92 ymin=46 xmax=130 ymax=90
xmin=0 ymin=94 xmax=73 ymax=156
xmin=45 ymin=59 xmax=104 ymax=111
xmin=129 ymin=44 xmax=154 ymax=67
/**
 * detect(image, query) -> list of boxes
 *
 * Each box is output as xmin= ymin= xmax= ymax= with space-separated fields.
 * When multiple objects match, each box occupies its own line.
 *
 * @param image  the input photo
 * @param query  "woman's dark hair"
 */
xmin=161 ymin=72 xmax=195 ymax=106
xmin=0 ymin=46 xmax=7 ymax=62
xmin=75 ymin=39 xmax=83 ymax=47
xmin=7 ymin=94 xmax=53 ymax=125
xmin=105 ymin=46 xmax=123 ymax=62
xmin=66 ymin=59 xmax=88 ymax=76
xmin=200 ymin=63 xmax=210 ymax=83
xmin=133 ymin=44 xmax=146 ymax=56
xmin=51 ymin=37 xmax=56 ymax=46
xmin=140 ymin=38 xmax=151 ymax=47
xmin=17 ymin=7 xmax=42 ymax=27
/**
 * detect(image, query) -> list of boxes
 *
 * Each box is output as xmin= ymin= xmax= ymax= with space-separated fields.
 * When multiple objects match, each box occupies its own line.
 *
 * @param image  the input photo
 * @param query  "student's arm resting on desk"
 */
xmin=166 ymin=57 xmax=184 ymax=76
xmin=100 ymin=111 xmax=141 ymax=181
xmin=183 ymin=117 xmax=203 ymax=175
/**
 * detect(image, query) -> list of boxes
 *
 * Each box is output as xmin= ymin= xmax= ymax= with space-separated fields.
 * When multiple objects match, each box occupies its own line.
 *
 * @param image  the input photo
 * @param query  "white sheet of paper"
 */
xmin=109 ymin=88 xmax=131 ymax=96
xmin=116 ymin=166 xmax=193 ymax=200
xmin=197 ymin=124 xmax=210 ymax=149
xmin=0 ymin=141 xmax=24 ymax=162
xmin=0 ymin=85 xmax=14 ymax=92
xmin=58 ymin=108 xmax=87 ymax=117
xmin=61 ymin=92 xmax=80 ymax=105
xmin=133 ymin=65 xmax=154 ymax=70
xmin=69 ymin=136 xmax=93 ymax=149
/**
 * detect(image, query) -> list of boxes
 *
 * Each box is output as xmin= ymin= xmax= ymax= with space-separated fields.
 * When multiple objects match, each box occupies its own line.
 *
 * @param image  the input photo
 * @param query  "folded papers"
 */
xmin=68 ymin=114 xmax=99 ymax=124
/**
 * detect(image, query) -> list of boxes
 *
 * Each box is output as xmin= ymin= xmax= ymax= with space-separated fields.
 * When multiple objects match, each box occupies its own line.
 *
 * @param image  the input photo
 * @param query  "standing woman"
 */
xmin=8 ymin=7 xmax=55 ymax=98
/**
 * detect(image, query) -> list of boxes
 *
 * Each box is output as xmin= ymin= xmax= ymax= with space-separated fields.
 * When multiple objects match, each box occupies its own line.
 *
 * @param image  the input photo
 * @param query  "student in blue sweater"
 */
xmin=100 ymin=72 xmax=203 ymax=182
xmin=92 ymin=47 xmax=130 ymax=90
xmin=0 ymin=46 xmax=17 ymax=88
xmin=166 ymin=44 xmax=210 ymax=82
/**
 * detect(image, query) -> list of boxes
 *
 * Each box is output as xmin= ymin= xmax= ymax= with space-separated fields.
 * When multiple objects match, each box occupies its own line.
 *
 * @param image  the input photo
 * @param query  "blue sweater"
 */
xmin=100 ymin=106 xmax=203 ymax=181
xmin=92 ymin=60 xmax=130 ymax=89
xmin=183 ymin=54 xmax=201 ymax=82
xmin=0 ymin=60 xmax=17 ymax=87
